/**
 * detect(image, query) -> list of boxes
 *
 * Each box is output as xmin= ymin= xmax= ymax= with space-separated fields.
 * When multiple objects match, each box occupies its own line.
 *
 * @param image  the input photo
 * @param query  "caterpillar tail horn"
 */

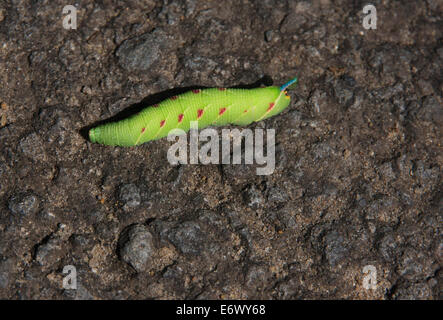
xmin=279 ymin=77 xmax=298 ymax=91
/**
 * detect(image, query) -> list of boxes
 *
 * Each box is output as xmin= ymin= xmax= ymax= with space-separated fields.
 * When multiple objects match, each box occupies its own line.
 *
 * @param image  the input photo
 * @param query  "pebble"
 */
xmin=34 ymin=235 xmax=63 ymax=266
xmin=167 ymin=221 xmax=204 ymax=255
xmin=119 ymin=224 xmax=155 ymax=272
xmin=323 ymin=230 xmax=348 ymax=267
xmin=118 ymin=183 xmax=141 ymax=211
xmin=8 ymin=192 xmax=39 ymax=216
xmin=116 ymin=29 xmax=168 ymax=72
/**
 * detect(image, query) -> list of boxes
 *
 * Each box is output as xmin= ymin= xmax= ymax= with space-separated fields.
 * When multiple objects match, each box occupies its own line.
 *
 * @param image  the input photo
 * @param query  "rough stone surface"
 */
xmin=0 ymin=259 xmax=13 ymax=289
xmin=118 ymin=224 xmax=155 ymax=272
xmin=166 ymin=221 xmax=205 ymax=255
xmin=116 ymin=29 xmax=172 ymax=72
xmin=0 ymin=0 xmax=441 ymax=299
xmin=8 ymin=192 xmax=39 ymax=216
xmin=34 ymin=235 xmax=64 ymax=268
xmin=118 ymin=183 xmax=141 ymax=211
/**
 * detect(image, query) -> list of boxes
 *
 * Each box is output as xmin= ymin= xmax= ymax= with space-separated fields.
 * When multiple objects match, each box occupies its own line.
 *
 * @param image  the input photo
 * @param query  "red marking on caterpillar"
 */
xmin=178 ymin=114 xmax=184 ymax=123
xmin=192 ymin=89 xmax=200 ymax=94
xmin=244 ymin=109 xmax=248 ymax=113
xmin=160 ymin=120 xmax=166 ymax=127
xmin=141 ymin=127 xmax=146 ymax=133
xmin=267 ymin=102 xmax=275 ymax=111
xmin=197 ymin=109 xmax=204 ymax=119
xmin=219 ymin=107 xmax=226 ymax=115
xmin=218 ymin=88 xmax=226 ymax=91
xmin=153 ymin=104 xmax=159 ymax=108
xmin=171 ymin=96 xmax=178 ymax=100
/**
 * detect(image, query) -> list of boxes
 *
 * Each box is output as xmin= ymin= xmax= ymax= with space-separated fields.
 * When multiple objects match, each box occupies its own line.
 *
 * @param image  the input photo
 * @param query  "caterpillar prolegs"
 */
xmin=89 ymin=77 xmax=298 ymax=146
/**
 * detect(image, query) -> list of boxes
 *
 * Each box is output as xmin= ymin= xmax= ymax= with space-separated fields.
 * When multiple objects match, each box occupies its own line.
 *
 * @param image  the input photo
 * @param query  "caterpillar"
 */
xmin=89 ymin=77 xmax=298 ymax=146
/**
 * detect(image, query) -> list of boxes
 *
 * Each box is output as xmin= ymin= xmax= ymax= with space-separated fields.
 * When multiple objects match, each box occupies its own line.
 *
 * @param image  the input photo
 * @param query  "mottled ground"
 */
xmin=0 ymin=0 xmax=441 ymax=299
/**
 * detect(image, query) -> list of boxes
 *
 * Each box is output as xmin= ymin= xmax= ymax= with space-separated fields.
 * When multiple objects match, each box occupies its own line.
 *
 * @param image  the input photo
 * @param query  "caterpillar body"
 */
xmin=89 ymin=77 xmax=298 ymax=146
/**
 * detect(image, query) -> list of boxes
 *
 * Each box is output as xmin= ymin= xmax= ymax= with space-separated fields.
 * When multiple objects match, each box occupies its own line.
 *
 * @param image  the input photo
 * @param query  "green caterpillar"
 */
xmin=89 ymin=77 xmax=298 ymax=146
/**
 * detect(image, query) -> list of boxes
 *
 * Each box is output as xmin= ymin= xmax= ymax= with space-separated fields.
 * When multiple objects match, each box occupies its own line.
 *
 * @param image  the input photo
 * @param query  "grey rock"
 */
xmin=280 ymin=12 xmax=307 ymax=34
xmin=8 ymin=192 xmax=39 ymax=216
xmin=242 ymin=185 xmax=265 ymax=209
xmin=167 ymin=221 xmax=205 ymax=255
xmin=19 ymin=133 xmax=46 ymax=162
xmin=34 ymin=235 xmax=63 ymax=266
xmin=372 ymin=83 xmax=404 ymax=100
xmin=0 ymin=258 xmax=13 ymax=289
xmin=116 ymin=29 xmax=169 ymax=71
xmin=324 ymin=230 xmax=348 ymax=267
xmin=267 ymin=187 xmax=288 ymax=207
xmin=365 ymin=196 xmax=398 ymax=222
xmin=341 ymin=75 xmax=356 ymax=87
xmin=119 ymin=224 xmax=155 ymax=272
xmin=378 ymin=233 xmax=399 ymax=262
xmin=309 ymin=89 xmax=329 ymax=114
xmin=88 ymin=210 xmax=105 ymax=224
xmin=118 ymin=183 xmax=141 ymax=211
xmin=413 ymin=160 xmax=439 ymax=184
xmin=157 ymin=2 xmax=184 ymax=25
xmin=198 ymin=210 xmax=224 ymax=227
xmin=245 ymin=265 xmax=268 ymax=289
xmin=276 ymin=207 xmax=298 ymax=230
xmin=275 ymin=144 xmax=288 ymax=170
xmin=398 ymin=248 xmax=436 ymax=281
xmin=185 ymin=0 xmax=198 ymax=17
xmin=334 ymin=78 xmax=354 ymax=107
xmin=69 ymin=234 xmax=95 ymax=251
xmin=184 ymin=56 xmax=218 ymax=80
xmin=163 ymin=264 xmax=184 ymax=280
xmin=417 ymin=95 xmax=442 ymax=125
xmin=226 ymin=211 xmax=244 ymax=230
xmin=276 ymin=277 xmax=301 ymax=299
xmin=264 ymin=30 xmax=273 ymax=42
xmin=391 ymin=282 xmax=433 ymax=300
xmin=378 ymin=161 xmax=396 ymax=180
xmin=311 ymin=142 xmax=335 ymax=160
